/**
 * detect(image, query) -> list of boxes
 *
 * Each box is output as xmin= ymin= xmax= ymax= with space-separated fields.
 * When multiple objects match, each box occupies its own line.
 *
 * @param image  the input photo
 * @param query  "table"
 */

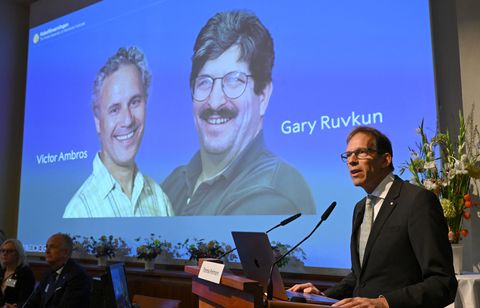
xmin=446 ymin=273 xmax=480 ymax=308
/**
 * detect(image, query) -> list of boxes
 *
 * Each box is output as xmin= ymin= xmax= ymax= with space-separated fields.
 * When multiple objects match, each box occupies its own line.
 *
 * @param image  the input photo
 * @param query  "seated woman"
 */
xmin=0 ymin=239 xmax=35 ymax=308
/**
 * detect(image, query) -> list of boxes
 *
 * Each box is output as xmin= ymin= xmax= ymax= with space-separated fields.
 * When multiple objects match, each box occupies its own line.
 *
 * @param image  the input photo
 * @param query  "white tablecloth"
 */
xmin=446 ymin=273 xmax=480 ymax=308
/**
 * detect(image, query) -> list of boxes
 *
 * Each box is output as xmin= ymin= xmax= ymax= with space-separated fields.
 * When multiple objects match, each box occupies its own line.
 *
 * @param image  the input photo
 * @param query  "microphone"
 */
xmin=321 ymin=202 xmax=336 ymax=221
xmin=218 ymin=213 xmax=302 ymax=260
xmin=266 ymin=202 xmax=337 ymax=301
xmin=266 ymin=213 xmax=302 ymax=233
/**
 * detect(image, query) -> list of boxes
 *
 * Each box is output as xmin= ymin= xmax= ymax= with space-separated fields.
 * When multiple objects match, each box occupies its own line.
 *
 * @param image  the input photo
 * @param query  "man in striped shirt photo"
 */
xmin=63 ymin=46 xmax=173 ymax=218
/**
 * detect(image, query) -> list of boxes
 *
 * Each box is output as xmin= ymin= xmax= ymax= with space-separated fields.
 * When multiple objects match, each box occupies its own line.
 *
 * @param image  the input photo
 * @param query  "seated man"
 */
xmin=24 ymin=233 xmax=91 ymax=308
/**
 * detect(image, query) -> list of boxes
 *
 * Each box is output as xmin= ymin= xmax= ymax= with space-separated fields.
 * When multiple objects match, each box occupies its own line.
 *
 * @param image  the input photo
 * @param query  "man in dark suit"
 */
xmin=24 ymin=233 xmax=90 ymax=308
xmin=290 ymin=126 xmax=457 ymax=308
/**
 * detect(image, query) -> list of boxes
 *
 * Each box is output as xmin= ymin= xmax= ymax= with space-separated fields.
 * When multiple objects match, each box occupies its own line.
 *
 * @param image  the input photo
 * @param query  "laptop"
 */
xmin=107 ymin=263 xmax=133 ymax=308
xmin=232 ymin=231 xmax=338 ymax=305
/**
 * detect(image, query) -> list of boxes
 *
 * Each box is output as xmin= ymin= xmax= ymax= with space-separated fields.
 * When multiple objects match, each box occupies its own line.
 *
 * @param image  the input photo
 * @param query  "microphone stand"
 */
xmin=266 ymin=202 xmax=336 ymax=302
xmin=217 ymin=213 xmax=302 ymax=260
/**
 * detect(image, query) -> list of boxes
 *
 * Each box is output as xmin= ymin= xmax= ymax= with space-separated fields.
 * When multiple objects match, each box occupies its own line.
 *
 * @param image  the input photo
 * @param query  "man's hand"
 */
xmin=4 ymin=303 xmax=17 ymax=308
xmin=287 ymin=282 xmax=321 ymax=295
xmin=332 ymin=296 xmax=389 ymax=308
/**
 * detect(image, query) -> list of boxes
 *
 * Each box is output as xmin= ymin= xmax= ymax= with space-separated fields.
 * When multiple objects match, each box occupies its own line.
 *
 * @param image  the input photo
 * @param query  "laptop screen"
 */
xmin=107 ymin=263 xmax=132 ymax=308
xmin=232 ymin=231 xmax=288 ymax=300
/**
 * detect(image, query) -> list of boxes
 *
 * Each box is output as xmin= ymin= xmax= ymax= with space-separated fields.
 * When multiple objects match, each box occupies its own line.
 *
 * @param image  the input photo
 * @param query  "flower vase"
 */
xmin=97 ymin=256 xmax=108 ymax=267
xmin=144 ymin=259 xmax=155 ymax=271
xmin=451 ymin=244 xmax=464 ymax=275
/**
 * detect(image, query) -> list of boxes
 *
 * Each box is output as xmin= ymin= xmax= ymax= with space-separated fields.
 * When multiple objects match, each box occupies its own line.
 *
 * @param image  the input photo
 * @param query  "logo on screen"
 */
xmin=33 ymin=33 xmax=40 ymax=44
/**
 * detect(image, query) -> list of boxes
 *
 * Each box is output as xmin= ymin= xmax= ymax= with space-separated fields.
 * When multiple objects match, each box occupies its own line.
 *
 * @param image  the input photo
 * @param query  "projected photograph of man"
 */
xmin=63 ymin=46 xmax=173 ymax=218
xmin=162 ymin=10 xmax=315 ymax=215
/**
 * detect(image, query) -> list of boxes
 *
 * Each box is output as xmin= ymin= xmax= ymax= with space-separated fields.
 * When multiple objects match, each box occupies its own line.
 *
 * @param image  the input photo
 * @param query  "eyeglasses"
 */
xmin=340 ymin=147 xmax=377 ymax=162
xmin=0 ymin=249 xmax=16 ymax=254
xmin=193 ymin=71 xmax=253 ymax=102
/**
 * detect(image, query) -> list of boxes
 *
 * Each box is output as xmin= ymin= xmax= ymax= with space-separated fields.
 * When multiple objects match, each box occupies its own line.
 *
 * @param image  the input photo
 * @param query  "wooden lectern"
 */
xmin=185 ymin=265 xmax=332 ymax=308
xmin=185 ymin=265 xmax=263 ymax=307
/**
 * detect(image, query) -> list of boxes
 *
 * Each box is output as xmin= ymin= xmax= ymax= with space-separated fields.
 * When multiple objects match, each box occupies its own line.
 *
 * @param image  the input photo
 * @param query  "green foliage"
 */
xmin=271 ymin=241 xmax=307 ymax=268
xmin=400 ymin=107 xmax=480 ymax=243
xmin=176 ymin=238 xmax=237 ymax=262
xmin=86 ymin=235 xmax=130 ymax=258
xmin=135 ymin=233 xmax=175 ymax=260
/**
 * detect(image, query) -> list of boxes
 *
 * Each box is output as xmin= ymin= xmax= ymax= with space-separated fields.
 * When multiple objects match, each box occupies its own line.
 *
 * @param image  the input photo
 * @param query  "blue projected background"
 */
xmin=18 ymin=0 xmax=437 ymax=269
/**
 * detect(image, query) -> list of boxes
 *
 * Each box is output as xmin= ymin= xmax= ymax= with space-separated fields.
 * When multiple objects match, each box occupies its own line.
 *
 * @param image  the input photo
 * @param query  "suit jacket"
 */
xmin=324 ymin=176 xmax=457 ymax=308
xmin=0 ymin=265 xmax=35 ymax=306
xmin=25 ymin=258 xmax=91 ymax=308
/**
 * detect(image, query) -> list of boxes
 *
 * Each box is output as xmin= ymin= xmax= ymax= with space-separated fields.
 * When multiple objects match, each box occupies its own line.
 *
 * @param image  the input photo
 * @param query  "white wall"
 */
xmin=456 ymin=0 xmax=480 ymax=272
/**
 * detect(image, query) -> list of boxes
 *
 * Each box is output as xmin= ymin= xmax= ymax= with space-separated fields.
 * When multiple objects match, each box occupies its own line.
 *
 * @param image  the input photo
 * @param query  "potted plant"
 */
xmin=70 ymin=234 xmax=89 ymax=258
xmin=271 ymin=241 xmax=307 ymax=270
xmin=401 ymin=108 xmax=480 ymax=273
xmin=176 ymin=238 xmax=237 ymax=264
xmin=87 ymin=235 xmax=130 ymax=266
xmin=135 ymin=233 xmax=173 ymax=270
